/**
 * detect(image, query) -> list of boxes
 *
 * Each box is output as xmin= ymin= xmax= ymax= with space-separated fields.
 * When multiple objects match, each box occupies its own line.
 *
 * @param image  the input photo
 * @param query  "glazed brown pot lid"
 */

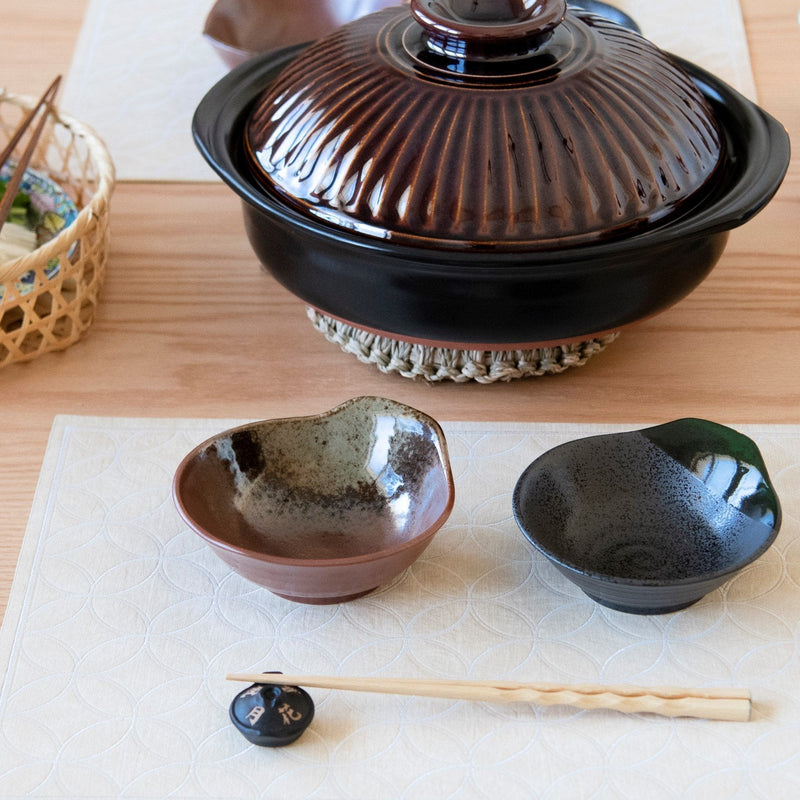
xmin=245 ymin=0 xmax=725 ymax=249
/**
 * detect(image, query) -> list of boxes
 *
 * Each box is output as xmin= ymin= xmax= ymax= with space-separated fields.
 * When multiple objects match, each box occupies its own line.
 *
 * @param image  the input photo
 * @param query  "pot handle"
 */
xmin=410 ymin=0 xmax=567 ymax=60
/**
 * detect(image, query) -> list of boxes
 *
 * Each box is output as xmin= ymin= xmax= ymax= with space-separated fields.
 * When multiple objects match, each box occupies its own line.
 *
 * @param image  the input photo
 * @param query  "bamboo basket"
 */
xmin=0 ymin=88 xmax=115 ymax=367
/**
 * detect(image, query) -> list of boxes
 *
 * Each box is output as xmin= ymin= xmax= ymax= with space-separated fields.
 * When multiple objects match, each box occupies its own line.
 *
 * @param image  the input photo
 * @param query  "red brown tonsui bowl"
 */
xmin=193 ymin=0 xmax=790 ymax=381
xmin=172 ymin=396 xmax=455 ymax=604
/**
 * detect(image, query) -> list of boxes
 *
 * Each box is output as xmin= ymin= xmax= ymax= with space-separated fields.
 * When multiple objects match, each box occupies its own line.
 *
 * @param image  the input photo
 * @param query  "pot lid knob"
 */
xmin=410 ymin=0 xmax=567 ymax=59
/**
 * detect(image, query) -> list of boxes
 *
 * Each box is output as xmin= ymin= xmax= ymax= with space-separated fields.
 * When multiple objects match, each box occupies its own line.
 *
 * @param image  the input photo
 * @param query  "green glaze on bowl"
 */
xmin=640 ymin=418 xmax=780 ymax=529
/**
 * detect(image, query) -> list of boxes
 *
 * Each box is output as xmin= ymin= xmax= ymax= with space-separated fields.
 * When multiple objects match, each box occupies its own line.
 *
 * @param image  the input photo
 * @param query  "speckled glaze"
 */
xmin=172 ymin=397 xmax=455 ymax=604
xmin=512 ymin=419 xmax=782 ymax=614
xmin=245 ymin=0 xmax=724 ymax=248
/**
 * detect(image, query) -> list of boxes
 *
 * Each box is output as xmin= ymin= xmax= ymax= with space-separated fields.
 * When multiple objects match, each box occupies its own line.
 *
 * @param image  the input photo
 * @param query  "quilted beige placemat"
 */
xmin=61 ymin=0 xmax=757 ymax=181
xmin=0 ymin=414 xmax=798 ymax=798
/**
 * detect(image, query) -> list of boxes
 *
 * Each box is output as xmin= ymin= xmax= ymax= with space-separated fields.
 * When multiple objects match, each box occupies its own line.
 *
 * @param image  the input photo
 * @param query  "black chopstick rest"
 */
xmin=229 ymin=672 xmax=315 ymax=747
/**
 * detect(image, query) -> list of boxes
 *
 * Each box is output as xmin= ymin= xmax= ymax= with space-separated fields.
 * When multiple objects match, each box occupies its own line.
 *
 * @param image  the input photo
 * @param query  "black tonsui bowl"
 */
xmin=512 ymin=419 xmax=782 ymax=614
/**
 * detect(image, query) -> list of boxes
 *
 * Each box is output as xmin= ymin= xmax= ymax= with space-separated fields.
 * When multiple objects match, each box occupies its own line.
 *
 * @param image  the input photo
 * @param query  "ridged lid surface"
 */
xmin=245 ymin=0 xmax=725 ymax=249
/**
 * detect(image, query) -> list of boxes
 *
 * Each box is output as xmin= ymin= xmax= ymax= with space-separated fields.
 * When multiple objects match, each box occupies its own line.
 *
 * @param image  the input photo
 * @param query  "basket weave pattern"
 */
xmin=0 ymin=89 xmax=115 ymax=367
xmin=308 ymin=309 xmax=619 ymax=383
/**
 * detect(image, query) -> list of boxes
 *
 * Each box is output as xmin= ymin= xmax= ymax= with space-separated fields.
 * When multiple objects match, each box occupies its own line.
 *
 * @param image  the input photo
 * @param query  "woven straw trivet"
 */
xmin=308 ymin=309 xmax=620 ymax=383
xmin=0 ymin=89 xmax=115 ymax=367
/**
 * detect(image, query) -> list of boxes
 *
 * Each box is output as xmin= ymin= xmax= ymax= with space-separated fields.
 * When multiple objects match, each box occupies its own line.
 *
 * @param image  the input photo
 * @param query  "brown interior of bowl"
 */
xmin=173 ymin=399 xmax=455 ymax=564
xmin=176 ymin=446 xmax=450 ymax=560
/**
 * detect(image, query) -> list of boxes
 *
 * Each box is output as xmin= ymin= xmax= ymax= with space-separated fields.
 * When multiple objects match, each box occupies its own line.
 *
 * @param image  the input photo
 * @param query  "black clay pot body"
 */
xmin=194 ymin=41 xmax=788 ymax=347
xmin=240 ymin=193 xmax=727 ymax=345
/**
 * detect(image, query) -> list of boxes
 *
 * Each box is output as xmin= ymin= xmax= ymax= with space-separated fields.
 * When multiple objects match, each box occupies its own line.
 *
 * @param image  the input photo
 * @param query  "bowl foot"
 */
xmin=308 ymin=310 xmax=619 ymax=383
xmin=584 ymin=592 xmax=701 ymax=615
xmin=272 ymin=587 xmax=377 ymax=605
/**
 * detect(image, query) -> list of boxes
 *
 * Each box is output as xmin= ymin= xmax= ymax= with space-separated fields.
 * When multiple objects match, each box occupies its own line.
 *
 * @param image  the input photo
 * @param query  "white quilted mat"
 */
xmin=0 ymin=415 xmax=798 ymax=798
xmin=61 ymin=0 xmax=757 ymax=181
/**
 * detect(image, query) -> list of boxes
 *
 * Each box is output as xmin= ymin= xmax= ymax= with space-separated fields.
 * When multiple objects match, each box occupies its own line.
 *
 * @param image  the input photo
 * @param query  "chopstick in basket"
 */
xmin=0 ymin=75 xmax=62 ymax=233
xmin=226 ymin=673 xmax=751 ymax=722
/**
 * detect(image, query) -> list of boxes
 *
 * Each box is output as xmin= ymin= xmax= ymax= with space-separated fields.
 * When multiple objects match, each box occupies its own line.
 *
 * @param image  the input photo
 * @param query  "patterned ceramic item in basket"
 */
xmin=193 ymin=0 xmax=789 ymax=383
xmin=0 ymin=165 xmax=79 ymax=296
xmin=0 ymin=89 xmax=115 ymax=367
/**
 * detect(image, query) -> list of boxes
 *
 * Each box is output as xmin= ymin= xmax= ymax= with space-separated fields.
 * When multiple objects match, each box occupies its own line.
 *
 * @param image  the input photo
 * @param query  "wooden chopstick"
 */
xmin=226 ymin=672 xmax=752 ymax=722
xmin=0 ymin=75 xmax=61 ymax=169
xmin=0 ymin=75 xmax=62 ymax=233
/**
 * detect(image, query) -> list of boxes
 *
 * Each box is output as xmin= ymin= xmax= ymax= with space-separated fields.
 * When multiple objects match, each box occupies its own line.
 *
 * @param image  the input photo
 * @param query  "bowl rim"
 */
xmin=511 ymin=434 xmax=781 ymax=588
xmin=202 ymin=31 xmax=250 ymax=60
xmin=172 ymin=396 xmax=456 ymax=568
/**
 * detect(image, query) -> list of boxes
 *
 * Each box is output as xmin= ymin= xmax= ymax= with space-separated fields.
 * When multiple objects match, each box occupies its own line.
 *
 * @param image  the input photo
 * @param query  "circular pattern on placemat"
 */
xmin=3 ymin=419 xmax=797 ymax=798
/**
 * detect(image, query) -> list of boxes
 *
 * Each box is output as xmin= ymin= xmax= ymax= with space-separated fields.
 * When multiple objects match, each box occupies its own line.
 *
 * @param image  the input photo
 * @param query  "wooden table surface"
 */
xmin=1 ymin=0 xmax=798 ymax=624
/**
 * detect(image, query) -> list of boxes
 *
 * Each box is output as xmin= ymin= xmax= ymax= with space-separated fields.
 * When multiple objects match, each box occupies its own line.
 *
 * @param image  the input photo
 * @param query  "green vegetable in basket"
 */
xmin=0 ymin=179 xmax=38 ymax=229
xmin=0 ymin=180 xmax=41 ymax=262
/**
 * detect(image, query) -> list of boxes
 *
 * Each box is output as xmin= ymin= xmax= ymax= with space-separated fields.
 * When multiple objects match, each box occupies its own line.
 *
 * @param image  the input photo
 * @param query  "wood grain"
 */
xmin=226 ymin=673 xmax=753 ymax=721
xmin=0 ymin=0 xmax=798 ymax=623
